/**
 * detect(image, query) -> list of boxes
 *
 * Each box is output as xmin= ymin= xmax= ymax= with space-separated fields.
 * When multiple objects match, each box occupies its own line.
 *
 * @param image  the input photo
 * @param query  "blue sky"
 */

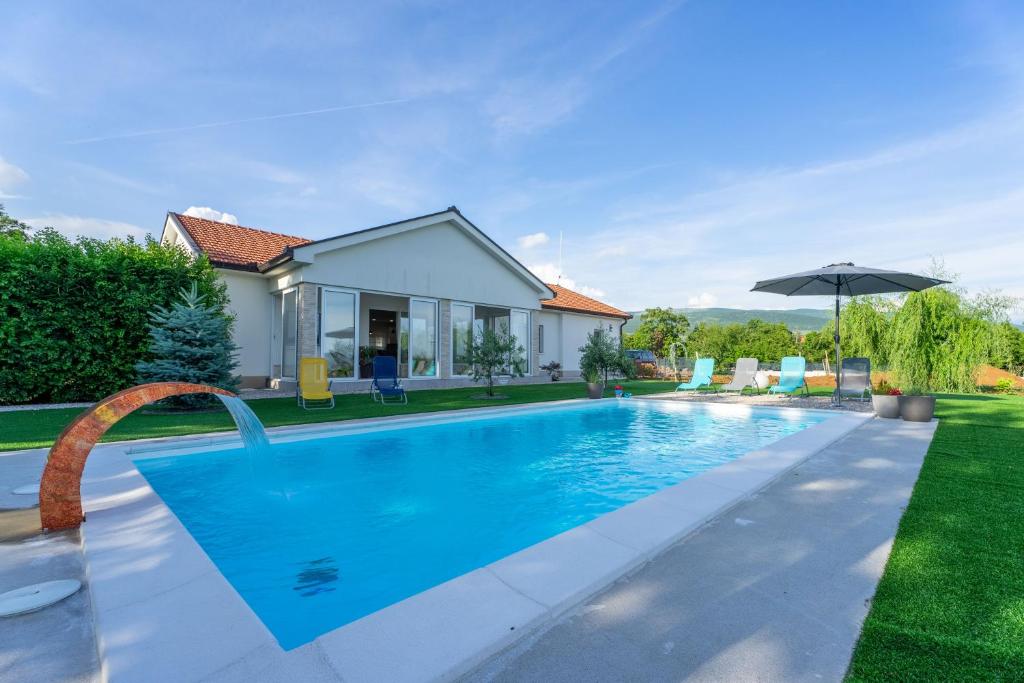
xmin=2 ymin=1 xmax=1023 ymax=315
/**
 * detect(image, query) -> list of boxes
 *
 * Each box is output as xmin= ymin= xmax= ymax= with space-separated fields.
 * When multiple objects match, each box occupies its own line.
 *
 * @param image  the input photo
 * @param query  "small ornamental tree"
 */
xmin=135 ymin=283 xmax=239 ymax=408
xmin=467 ymin=325 xmax=524 ymax=397
xmin=579 ymin=329 xmax=633 ymax=386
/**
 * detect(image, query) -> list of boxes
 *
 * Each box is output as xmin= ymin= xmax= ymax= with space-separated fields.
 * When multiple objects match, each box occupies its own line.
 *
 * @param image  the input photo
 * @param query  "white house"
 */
xmin=159 ymin=206 xmax=631 ymax=391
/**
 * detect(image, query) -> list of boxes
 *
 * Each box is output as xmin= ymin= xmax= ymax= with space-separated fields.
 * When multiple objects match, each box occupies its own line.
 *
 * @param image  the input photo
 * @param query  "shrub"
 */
xmin=135 ymin=284 xmax=239 ymax=408
xmin=0 ymin=225 xmax=226 ymax=404
xmin=994 ymin=378 xmax=1015 ymax=393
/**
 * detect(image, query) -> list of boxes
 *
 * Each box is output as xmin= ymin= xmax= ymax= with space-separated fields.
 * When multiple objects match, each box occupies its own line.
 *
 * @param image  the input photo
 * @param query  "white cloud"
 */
xmin=183 ymin=206 xmax=239 ymax=224
xmin=25 ymin=214 xmax=148 ymax=240
xmin=687 ymin=292 xmax=717 ymax=308
xmin=517 ymin=231 xmax=550 ymax=249
xmin=528 ymin=262 xmax=606 ymax=299
xmin=548 ymin=106 xmax=1024 ymax=312
xmin=0 ymin=156 xmax=30 ymax=198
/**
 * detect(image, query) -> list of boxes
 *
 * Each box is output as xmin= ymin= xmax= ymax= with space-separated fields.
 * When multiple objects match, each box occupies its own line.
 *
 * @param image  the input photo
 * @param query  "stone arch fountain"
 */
xmin=39 ymin=382 xmax=234 ymax=530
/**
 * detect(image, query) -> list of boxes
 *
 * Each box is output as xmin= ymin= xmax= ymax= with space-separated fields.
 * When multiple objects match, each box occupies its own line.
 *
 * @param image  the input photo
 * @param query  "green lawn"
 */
xmin=0 ymin=380 xmax=678 ymax=452
xmin=846 ymin=392 xmax=1024 ymax=680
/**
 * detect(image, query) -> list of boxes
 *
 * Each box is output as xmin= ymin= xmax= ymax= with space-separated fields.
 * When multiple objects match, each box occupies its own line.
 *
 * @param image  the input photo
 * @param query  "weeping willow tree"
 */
xmin=805 ymin=297 xmax=894 ymax=367
xmin=888 ymin=288 xmax=991 ymax=393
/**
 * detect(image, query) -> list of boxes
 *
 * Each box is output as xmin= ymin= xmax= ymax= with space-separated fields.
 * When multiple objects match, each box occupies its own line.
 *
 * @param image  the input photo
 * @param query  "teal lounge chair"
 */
xmin=676 ymin=358 xmax=715 ymax=392
xmin=769 ymin=356 xmax=809 ymax=396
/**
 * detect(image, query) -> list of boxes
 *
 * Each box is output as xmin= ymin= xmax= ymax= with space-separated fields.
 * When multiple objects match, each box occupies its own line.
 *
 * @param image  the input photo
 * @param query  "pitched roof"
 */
xmin=171 ymin=212 xmax=311 ymax=270
xmin=541 ymin=283 xmax=631 ymax=319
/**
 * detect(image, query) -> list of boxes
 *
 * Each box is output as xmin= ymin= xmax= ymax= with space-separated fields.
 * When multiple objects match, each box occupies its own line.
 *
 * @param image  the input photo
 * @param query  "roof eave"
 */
xmin=541 ymin=303 xmax=632 ymax=319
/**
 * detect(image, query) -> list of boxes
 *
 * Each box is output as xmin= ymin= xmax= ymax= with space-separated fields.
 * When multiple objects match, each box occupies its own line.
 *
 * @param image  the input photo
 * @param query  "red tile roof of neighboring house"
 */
xmin=172 ymin=212 xmax=311 ymax=270
xmin=541 ymin=283 xmax=632 ymax=319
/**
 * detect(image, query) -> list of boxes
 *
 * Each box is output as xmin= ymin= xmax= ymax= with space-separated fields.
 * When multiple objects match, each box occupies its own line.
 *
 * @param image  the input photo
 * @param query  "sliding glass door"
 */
xmin=451 ymin=303 xmax=474 ymax=376
xmin=510 ymin=309 xmax=530 ymax=374
xmin=322 ymin=289 xmax=357 ymax=378
xmin=409 ymin=299 xmax=438 ymax=377
xmin=275 ymin=289 xmax=297 ymax=379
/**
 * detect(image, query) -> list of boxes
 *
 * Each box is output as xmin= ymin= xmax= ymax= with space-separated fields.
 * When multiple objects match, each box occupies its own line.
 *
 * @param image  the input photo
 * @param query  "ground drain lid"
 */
xmin=0 ymin=580 xmax=81 ymax=617
xmin=12 ymin=483 xmax=40 ymax=495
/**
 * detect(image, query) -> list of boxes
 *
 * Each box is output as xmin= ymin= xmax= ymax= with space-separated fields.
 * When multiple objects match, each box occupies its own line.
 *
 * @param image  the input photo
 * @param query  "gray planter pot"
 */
xmin=586 ymin=382 xmax=605 ymax=399
xmin=899 ymin=395 xmax=936 ymax=422
xmin=872 ymin=394 xmax=901 ymax=419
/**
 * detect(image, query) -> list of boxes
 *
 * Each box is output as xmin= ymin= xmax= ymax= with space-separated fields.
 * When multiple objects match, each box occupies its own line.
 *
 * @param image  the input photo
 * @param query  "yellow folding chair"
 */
xmin=297 ymin=357 xmax=335 ymax=410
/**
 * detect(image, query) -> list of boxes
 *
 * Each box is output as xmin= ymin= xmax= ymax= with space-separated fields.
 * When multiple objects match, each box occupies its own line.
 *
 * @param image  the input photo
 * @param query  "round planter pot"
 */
xmin=899 ymin=395 xmax=936 ymax=422
xmin=872 ymin=394 xmax=901 ymax=419
xmin=586 ymin=382 xmax=605 ymax=399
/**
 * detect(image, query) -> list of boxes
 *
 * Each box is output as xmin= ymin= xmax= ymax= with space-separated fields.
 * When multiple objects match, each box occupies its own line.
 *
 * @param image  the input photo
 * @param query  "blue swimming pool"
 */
xmin=136 ymin=400 xmax=830 ymax=649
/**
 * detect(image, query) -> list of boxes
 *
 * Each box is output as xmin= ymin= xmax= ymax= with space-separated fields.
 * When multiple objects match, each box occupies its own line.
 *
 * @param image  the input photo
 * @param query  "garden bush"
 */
xmin=0 ymin=223 xmax=226 ymax=404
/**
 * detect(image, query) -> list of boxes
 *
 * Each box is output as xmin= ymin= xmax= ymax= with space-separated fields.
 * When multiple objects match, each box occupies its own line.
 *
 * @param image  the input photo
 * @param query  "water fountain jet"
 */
xmin=39 ymin=382 xmax=269 ymax=530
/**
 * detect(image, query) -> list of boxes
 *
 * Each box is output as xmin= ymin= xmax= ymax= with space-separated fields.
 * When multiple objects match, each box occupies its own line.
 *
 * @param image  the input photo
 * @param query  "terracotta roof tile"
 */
xmin=541 ymin=283 xmax=631 ymax=319
xmin=172 ymin=213 xmax=311 ymax=270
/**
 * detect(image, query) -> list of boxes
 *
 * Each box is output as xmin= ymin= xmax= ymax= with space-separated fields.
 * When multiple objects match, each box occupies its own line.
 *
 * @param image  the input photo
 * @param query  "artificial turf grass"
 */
xmin=846 ymin=393 xmax=1024 ymax=682
xmin=0 ymin=380 xmax=679 ymax=452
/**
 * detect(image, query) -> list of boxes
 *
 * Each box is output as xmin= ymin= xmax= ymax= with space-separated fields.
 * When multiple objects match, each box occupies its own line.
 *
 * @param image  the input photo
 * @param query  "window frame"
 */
xmin=450 ymin=301 xmax=475 ymax=377
xmin=407 ymin=297 xmax=440 ymax=380
xmin=319 ymin=286 xmax=361 ymax=381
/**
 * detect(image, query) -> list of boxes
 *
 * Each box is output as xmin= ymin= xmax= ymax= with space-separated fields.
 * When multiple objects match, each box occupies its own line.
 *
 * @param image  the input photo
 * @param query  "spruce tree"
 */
xmin=136 ymin=283 xmax=239 ymax=408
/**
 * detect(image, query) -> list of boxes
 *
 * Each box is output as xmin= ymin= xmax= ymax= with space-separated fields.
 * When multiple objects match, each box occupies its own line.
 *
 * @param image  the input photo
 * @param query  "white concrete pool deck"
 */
xmin=465 ymin=414 xmax=938 ymax=682
xmin=57 ymin=398 xmax=872 ymax=682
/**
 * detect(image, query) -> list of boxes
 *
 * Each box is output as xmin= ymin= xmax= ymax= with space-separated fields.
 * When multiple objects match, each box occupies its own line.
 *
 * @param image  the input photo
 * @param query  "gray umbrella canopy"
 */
xmin=751 ymin=263 xmax=949 ymax=402
xmin=751 ymin=263 xmax=948 ymax=297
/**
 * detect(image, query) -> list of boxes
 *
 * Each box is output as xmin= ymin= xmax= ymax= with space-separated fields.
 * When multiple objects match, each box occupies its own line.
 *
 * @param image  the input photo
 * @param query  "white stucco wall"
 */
xmin=555 ymin=312 xmax=623 ymax=372
xmin=537 ymin=311 xmax=562 ymax=369
xmin=160 ymin=217 xmax=198 ymax=255
xmin=219 ymin=270 xmax=272 ymax=382
xmin=293 ymin=221 xmax=543 ymax=310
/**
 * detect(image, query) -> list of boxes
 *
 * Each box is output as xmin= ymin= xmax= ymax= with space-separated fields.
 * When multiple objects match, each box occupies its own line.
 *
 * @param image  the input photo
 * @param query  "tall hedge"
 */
xmin=0 ymin=228 xmax=226 ymax=404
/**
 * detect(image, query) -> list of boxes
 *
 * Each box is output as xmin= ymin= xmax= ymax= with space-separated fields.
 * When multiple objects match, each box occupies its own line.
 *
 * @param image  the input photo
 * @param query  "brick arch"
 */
xmin=39 ymin=382 xmax=234 ymax=530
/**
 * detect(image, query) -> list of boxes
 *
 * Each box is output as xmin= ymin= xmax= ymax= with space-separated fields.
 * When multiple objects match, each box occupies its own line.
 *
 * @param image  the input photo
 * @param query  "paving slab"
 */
xmin=464 ymin=418 xmax=937 ymax=683
xmin=0 ymin=529 xmax=100 ymax=683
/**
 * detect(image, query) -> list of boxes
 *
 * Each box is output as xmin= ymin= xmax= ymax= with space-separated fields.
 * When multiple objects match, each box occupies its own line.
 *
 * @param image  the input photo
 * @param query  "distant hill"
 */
xmin=624 ymin=307 xmax=832 ymax=333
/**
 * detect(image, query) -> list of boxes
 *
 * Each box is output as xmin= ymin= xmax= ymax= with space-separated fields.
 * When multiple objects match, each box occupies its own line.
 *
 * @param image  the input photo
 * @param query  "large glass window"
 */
xmin=281 ymin=289 xmax=297 ymax=378
xmin=409 ymin=299 xmax=437 ymax=377
xmin=322 ymin=289 xmax=357 ymax=378
xmin=510 ymin=310 xmax=530 ymax=373
xmin=451 ymin=303 xmax=474 ymax=376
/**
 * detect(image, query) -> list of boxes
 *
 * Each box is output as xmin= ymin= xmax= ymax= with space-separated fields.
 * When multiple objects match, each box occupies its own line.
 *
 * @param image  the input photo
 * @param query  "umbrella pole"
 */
xmin=833 ymin=286 xmax=841 ymax=404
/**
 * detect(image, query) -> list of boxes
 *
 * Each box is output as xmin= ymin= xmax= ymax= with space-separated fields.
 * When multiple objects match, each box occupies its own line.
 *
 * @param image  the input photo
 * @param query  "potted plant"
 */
xmin=358 ymin=346 xmax=375 ymax=377
xmin=871 ymin=382 xmax=902 ymax=419
xmin=899 ymin=387 xmax=936 ymax=422
xmin=579 ymin=329 xmax=635 ymax=400
xmin=540 ymin=361 xmax=563 ymax=382
xmin=582 ymin=367 xmax=604 ymax=399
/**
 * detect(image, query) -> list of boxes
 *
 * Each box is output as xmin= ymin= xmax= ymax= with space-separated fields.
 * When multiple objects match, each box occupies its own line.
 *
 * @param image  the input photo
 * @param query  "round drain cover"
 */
xmin=12 ymin=483 xmax=40 ymax=495
xmin=0 ymin=580 xmax=82 ymax=617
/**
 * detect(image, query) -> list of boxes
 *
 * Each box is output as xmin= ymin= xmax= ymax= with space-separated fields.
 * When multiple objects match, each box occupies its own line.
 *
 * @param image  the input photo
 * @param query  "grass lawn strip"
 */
xmin=846 ymin=393 xmax=1024 ymax=681
xmin=0 ymin=381 xmax=678 ymax=452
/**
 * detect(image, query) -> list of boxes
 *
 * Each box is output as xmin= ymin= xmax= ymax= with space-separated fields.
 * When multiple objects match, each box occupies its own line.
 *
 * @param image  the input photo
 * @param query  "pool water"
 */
xmin=136 ymin=400 xmax=830 ymax=649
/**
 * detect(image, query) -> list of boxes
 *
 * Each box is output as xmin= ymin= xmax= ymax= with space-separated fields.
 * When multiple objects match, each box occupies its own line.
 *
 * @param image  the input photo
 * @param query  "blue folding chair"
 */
xmin=371 ymin=356 xmax=407 ymax=405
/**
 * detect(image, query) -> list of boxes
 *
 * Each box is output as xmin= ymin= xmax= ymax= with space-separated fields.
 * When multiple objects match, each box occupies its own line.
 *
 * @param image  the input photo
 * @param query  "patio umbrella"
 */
xmin=751 ymin=263 xmax=949 ymax=402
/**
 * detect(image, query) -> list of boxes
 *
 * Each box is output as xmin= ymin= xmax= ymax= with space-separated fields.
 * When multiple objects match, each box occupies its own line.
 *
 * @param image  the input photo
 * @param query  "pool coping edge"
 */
xmin=77 ymin=399 xmax=872 ymax=682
